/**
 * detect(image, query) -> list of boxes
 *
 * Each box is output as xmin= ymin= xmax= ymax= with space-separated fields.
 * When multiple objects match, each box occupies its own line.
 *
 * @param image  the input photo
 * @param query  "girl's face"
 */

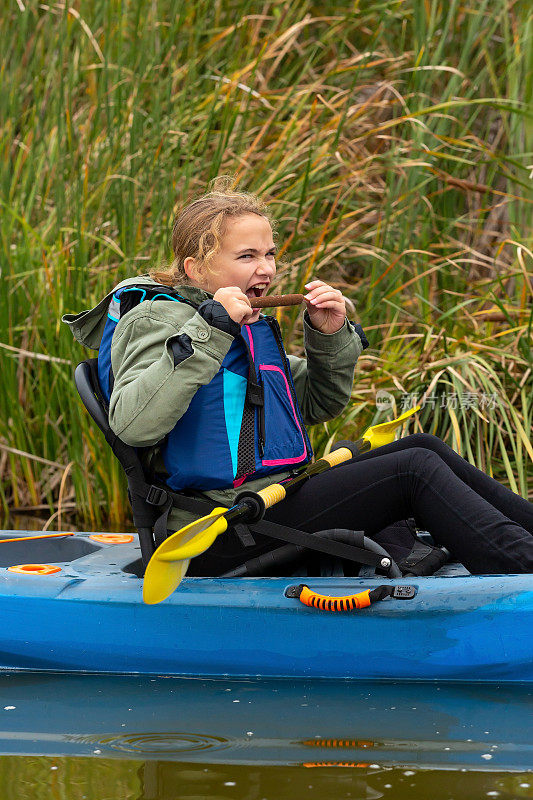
xmin=186 ymin=214 xmax=276 ymax=319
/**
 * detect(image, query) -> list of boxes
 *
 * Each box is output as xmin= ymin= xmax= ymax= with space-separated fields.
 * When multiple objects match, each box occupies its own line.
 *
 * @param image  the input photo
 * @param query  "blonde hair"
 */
xmin=150 ymin=177 xmax=276 ymax=287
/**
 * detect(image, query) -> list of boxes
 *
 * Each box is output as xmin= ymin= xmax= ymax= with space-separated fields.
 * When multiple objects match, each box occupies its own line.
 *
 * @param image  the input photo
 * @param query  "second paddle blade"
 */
xmin=363 ymin=406 xmax=420 ymax=449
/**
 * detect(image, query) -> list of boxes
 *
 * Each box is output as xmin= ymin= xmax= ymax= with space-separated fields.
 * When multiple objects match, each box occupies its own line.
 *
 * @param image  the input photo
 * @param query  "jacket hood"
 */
xmin=62 ymin=275 xmax=211 ymax=350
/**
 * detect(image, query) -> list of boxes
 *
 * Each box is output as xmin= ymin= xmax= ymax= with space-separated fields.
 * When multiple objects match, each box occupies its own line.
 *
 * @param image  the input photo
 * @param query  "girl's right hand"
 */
xmin=213 ymin=287 xmax=255 ymax=325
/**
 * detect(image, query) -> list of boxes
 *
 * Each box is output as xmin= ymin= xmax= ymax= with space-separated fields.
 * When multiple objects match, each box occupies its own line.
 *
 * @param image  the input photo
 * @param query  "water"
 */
xmin=0 ymin=674 xmax=530 ymax=799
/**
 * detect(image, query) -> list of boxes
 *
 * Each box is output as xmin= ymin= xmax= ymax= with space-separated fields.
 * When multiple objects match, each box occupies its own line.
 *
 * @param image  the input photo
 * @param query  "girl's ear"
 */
xmin=184 ymin=256 xmax=201 ymax=283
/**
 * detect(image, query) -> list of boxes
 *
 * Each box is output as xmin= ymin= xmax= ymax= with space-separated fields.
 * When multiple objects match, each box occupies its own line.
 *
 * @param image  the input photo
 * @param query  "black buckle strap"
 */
xmin=246 ymin=382 xmax=264 ymax=406
xmin=145 ymin=485 xmax=169 ymax=507
xmin=232 ymin=522 xmax=257 ymax=548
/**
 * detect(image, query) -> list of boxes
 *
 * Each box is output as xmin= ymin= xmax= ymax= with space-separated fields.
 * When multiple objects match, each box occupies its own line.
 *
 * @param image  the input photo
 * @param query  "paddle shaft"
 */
xmin=272 ymin=437 xmax=370 ymax=501
xmin=225 ymin=438 xmax=370 ymax=527
xmin=142 ymin=408 xmax=419 ymax=601
xmin=150 ymin=441 xmax=368 ymax=569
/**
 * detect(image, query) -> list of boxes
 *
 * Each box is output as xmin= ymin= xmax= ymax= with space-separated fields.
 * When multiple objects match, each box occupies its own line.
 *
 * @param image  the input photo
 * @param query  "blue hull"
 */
xmin=0 ymin=531 xmax=532 ymax=682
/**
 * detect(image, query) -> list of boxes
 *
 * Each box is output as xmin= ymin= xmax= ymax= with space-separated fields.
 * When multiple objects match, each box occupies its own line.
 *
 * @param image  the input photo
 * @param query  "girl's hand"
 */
xmin=213 ymin=286 xmax=256 ymax=325
xmin=304 ymin=280 xmax=347 ymax=334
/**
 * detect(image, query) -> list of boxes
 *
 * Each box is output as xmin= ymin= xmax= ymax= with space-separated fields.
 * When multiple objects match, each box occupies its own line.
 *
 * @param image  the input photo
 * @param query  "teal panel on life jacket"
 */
xmin=222 ymin=368 xmax=247 ymax=476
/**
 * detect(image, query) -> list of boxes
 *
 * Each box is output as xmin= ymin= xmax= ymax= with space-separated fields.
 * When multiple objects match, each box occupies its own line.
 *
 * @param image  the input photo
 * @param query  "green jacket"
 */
xmin=63 ymin=276 xmax=365 ymax=529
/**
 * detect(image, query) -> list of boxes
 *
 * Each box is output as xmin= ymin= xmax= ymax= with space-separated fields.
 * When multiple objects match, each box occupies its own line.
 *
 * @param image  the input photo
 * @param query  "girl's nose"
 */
xmin=257 ymin=257 xmax=276 ymax=276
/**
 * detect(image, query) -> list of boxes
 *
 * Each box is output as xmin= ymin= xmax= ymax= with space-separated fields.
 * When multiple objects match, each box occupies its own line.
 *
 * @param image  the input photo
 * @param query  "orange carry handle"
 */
xmin=299 ymin=585 xmax=373 ymax=612
xmin=286 ymin=583 xmax=417 ymax=611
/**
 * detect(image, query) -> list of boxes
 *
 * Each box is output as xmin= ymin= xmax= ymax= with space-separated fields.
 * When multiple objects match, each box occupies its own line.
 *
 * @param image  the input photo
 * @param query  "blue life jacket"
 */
xmin=98 ymin=285 xmax=313 ymax=492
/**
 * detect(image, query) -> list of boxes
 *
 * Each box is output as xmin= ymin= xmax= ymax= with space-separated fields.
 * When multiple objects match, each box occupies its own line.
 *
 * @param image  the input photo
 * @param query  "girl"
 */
xmin=65 ymin=183 xmax=533 ymax=576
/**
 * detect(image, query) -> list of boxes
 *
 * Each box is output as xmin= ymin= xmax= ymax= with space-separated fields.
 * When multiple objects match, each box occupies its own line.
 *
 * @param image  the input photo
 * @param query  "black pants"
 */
xmin=265 ymin=433 xmax=533 ymax=575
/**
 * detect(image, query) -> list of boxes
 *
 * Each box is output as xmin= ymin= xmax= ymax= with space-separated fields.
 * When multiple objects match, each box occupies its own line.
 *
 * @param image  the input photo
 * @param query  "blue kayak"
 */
xmin=0 ymin=530 xmax=532 ymax=682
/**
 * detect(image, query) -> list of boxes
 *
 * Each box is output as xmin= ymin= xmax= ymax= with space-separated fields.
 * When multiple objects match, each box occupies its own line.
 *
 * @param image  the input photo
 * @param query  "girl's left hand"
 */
xmin=304 ymin=280 xmax=347 ymax=334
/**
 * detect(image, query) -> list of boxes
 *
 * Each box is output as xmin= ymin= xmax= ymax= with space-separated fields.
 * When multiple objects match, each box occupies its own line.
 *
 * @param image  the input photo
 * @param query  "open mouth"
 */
xmin=246 ymin=283 xmax=268 ymax=300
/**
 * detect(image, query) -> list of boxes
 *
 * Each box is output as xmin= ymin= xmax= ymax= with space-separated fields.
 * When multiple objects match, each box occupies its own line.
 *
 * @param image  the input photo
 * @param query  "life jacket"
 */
xmin=97 ymin=284 xmax=313 ymax=492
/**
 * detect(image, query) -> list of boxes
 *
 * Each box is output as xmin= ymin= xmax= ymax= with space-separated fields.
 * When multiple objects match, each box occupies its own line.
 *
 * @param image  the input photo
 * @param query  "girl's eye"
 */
xmin=239 ymin=252 xmax=276 ymax=259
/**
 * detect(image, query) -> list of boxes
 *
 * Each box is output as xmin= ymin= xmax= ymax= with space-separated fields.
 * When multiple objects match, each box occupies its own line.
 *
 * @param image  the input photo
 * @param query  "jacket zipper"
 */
xmin=258 ymin=384 xmax=266 ymax=458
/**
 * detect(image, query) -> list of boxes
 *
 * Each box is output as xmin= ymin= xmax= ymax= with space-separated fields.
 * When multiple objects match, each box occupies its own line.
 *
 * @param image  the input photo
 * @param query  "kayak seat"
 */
xmin=74 ymin=359 xmax=443 ymax=579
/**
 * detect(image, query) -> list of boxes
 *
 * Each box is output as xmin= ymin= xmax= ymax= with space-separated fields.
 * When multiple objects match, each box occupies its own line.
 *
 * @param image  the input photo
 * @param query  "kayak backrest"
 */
xmin=74 ymin=360 xmax=150 ymax=486
xmin=74 ymin=360 xmax=218 ymax=571
xmin=74 ymin=359 xmax=116 ymax=446
xmin=74 ymin=359 xmax=160 ymax=567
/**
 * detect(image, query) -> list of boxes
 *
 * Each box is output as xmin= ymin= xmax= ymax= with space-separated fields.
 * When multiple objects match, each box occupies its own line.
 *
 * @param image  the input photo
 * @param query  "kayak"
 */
xmin=0 ymin=530 xmax=532 ymax=682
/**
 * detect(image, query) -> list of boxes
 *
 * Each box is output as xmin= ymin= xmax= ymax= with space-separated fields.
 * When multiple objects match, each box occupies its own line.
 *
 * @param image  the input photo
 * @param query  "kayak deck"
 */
xmin=0 ymin=530 xmax=532 ymax=682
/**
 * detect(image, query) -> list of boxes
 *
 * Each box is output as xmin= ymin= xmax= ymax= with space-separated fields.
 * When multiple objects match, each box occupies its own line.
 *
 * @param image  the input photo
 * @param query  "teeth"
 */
xmin=253 ymin=284 xmax=267 ymax=289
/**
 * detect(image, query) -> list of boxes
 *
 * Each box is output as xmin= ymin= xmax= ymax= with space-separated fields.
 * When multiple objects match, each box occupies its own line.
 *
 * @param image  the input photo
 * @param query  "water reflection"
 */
xmin=0 ymin=673 xmax=531 ymax=768
xmin=1 ymin=514 xmax=56 ymax=532
xmin=1 ymin=513 xmax=137 ymax=533
xmin=0 ymin=674 xmax=530 ymax=799
xmin=137 ymin=761 xmax=532 ymax=800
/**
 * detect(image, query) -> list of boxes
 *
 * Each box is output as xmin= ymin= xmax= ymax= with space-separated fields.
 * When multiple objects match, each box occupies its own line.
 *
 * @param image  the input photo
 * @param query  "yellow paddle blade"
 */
xmin=362 ymin=405 xmax=420 ymax=449
xmin=142 ymin=508 xmax=229 ymax=604
xmin=142 ymin=555 xmax=191 ymax=605
xmin=158 ymin=509 xmax=230 ymax=562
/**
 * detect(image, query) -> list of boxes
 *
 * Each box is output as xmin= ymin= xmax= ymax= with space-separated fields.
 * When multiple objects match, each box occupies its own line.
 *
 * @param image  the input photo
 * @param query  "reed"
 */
xmin=1 ymin=0 xmax=531 ymax=528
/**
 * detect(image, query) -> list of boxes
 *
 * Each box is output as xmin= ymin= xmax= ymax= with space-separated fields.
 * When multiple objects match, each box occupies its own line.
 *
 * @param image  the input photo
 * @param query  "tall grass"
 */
xmin=1 ymin=0 xmax=531 ymax=529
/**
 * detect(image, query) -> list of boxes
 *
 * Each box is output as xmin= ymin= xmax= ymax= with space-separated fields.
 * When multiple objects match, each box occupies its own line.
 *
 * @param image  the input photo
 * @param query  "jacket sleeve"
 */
xmin=109 ymin=301 xmax=235 ymax=446
xmin=287 ymin=313 xmax=366 ymax=426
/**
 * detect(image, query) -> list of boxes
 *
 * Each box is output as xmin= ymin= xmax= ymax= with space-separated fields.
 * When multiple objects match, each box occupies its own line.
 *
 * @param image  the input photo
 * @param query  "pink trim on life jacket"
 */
xmin=243 ymin=325 xmax=254 ymax=361
xmin=259 ymin=365 xmax=308 ymax=466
